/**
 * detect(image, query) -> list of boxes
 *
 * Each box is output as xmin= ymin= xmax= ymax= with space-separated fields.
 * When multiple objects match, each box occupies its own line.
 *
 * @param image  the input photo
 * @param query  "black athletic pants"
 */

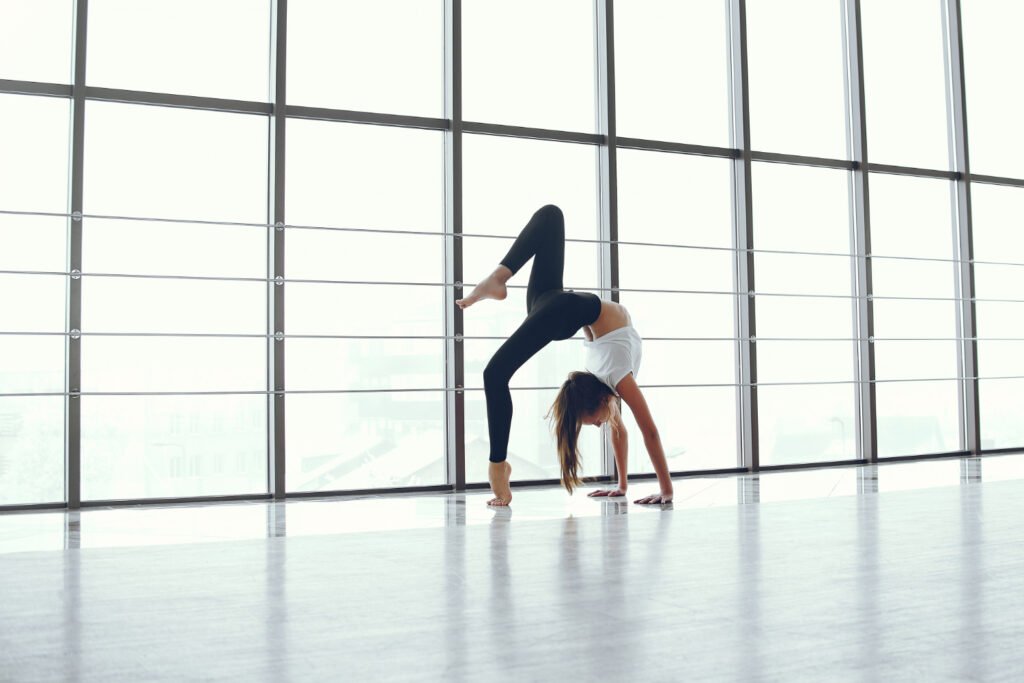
xmin=484 ymin=205 xmax=602 ymax=463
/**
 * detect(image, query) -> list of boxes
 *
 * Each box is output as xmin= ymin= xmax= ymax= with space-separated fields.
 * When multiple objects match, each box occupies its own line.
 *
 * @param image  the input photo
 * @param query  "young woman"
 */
xmin=457 ymin=204 xmax=674 ymax=507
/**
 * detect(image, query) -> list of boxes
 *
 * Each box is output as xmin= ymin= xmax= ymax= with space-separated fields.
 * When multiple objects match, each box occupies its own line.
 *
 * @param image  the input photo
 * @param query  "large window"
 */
xmin=746 ymin=0 xmax=848 ymax=159
xmin=972 ymin=183 xmax=1024 ymax=450
xmin=80 ymin=102 xmax=268 ymax=500
xmin=616 ymin=150 xmax=737 ymax=472
xmin=753 ymin=163 xmax=857 ymax=466
xmin=285 ymin=120 xmax=446 ymax=492
xmin=870 ymin=174 xmax=960 ymax=457
xmin=0 ymin=94 xmax=70 ymax=505
xmin=0 ymin=0 xmax=1020 ymax=507
xmin=462 ymin=135 xmax=600 ymax=484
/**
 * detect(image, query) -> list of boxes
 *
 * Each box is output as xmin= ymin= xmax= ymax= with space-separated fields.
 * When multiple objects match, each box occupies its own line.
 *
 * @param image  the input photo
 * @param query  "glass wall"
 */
xmin=0 ymin=0 xmax=1020 ymax=506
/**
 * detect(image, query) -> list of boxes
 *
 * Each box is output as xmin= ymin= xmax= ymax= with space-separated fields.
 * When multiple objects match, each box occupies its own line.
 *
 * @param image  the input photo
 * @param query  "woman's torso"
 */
xmin=586 ymin=300 xmax=632 ymax=339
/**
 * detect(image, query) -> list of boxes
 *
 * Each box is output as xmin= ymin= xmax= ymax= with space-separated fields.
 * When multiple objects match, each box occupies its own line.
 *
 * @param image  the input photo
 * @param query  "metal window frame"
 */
xmin=269 ymin=0 xmax=287 ymax=498
xmin=65 ymin=0 xmax=89 ymax=509
xmin=444 ymin=0 xmax=466 ymax=491
xmin=0 ymin=0 xmax=1018 ymax=510
xmin=728 ymin=0 xmax=759 ymax=471
xmin=842 ymin=0 xmax=877 ymax=464
xmin=944 ymin=0 xmax=981 ymax=455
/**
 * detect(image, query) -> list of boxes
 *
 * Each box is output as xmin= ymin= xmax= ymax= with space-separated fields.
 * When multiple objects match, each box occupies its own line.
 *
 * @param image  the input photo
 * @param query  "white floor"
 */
xmin=3 ymin=455 xmax=1024 ymax=681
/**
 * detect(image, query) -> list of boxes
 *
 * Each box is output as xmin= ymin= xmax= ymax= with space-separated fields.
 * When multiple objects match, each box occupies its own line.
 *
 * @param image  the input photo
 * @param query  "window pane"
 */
xmin=869 ymin=174 xmax=960 ymax=456
xmin=463 ymin=0 xmax=595 ymax=131
xmin=465 ymin=388 xmax=599 ymax=484
xmin=876 ymin=380 xmax=959 ymax=456
xmin=753 ymin=163 xmax=856 ymax=465
xmin=0 ymin=0 xmax=73 ymax=83
xmin=614 ymin=0 xmax=730 ymax=145
xmin=86 ymin=0 xmax=270 ymax=101
xmin=84 ymin=102 xmax=267 ymax=223
xmin=641 ymin=340 xmax=734 ymax=386
xmin=618 ymin=292 xmax=735 ymax=339
xmin=287 ymin=0 xmax=443 ymax=117
xmin=0 ymin=396 xmax=65 ymax=505
xmin=0 ymin=94 xmax=70 ymax=213
xmin=0 ymin=215 xmax=67 ymax=273
xmin=0 ymin=335 xmax=64 ymax=394
xmin=962 ymin=1 xmax=1024 ymax=179
xmin=83 ymin=278 xmax=265 ymax=334
xmin=0 ymin=275 xmax=66 ymax=332
xmin=0 ymin=334 xmax=65 ymax=504
xmin=617 ymin=150 xmax=734 ymax=249
xmin=286 ymin=392 xmax=445 ymax=491
xmin=861 ymin=0 xmax=949 ymax=169
xmin=82 ymin=338 xmax=265 ymax=393
xmin=972 ymin=183 xmax=1024 ymax=449
xmin=757 ymin=341 xmax=854 ymax=384
xmin=84 ymin=219 xmax=265 ymax=279
xmin=980 ymin=379 xmax=1024 ymax=450
xmin=466 ymin=336 xmax=587 ymax=392
xmin=623 ymin=387 xmax=738 ymax=473
xmin=758 ymin=384 xmax=858 ymax=465
xmin=81 ymin=395 xmax=266 ymax=500
xmin=286 ymin=230 xmax=443 ymax=283
xmin=619 ymin=243 xmax=733 ymax=294
xmin=286 ymin=120 xmax=443 ymax=231
xmin=287 ymin=339 xmax=444 ymax=391
xmin=746 ymin=0 xmax=848 ymax=158
xmin=287 ymin=283 xmax=442 ymax=337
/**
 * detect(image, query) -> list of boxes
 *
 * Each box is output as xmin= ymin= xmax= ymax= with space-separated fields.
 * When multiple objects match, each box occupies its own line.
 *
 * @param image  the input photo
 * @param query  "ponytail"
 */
xmin=548 ymin=372 xmax=616 ymax=494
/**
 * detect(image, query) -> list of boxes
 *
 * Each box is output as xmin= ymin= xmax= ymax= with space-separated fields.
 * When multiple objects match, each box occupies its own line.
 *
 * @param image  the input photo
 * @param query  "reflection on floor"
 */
xmin=0 ymin=454 xmax=1019 ymax=554
xmin=2 ymin=454 xmax=1024 ymax=681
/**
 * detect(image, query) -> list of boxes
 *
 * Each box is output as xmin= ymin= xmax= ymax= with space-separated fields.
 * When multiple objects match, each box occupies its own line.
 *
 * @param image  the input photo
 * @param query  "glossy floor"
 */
xmin=2 ymin=455 xmax=1024 ymax=681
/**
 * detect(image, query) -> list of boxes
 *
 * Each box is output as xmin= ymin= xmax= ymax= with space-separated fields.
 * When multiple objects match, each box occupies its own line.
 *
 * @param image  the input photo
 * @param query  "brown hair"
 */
xmin=548 ymin=371 xmax=617 ymax=494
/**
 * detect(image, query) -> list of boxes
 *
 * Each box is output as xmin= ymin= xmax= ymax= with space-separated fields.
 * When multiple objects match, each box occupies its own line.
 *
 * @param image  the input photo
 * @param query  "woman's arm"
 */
xmin=615 ymin=373 xmax=673 ymax=504
xmin=587 ymin=409 xmax=628 ymax=497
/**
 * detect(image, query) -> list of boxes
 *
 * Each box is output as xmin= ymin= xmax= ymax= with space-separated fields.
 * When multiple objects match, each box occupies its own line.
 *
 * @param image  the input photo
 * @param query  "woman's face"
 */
xmin=582 ymin=402 xmax=611 ymax=428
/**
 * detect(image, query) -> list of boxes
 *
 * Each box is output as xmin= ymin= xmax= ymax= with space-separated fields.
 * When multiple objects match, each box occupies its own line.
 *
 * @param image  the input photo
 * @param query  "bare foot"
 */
xmin=487 ymin=461 xmax=512 ymax=506
xmin=457 ymin=267 xmax=511 ymax=310
xmin=587 ymin=488 xmax=626 ymax=498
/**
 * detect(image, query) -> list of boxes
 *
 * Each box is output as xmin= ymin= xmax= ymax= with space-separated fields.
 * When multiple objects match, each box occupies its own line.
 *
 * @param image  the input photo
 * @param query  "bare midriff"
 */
xmin=585 ymin=300 xmax=632 ymax=341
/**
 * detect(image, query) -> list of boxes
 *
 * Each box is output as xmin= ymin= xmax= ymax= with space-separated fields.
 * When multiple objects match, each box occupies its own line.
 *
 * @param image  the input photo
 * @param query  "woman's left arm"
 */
xmin=615 ymin=373 xmax=673 ymax=504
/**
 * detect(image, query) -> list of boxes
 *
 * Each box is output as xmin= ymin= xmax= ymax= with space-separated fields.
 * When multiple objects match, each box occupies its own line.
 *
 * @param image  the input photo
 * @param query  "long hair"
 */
xmin=547 ymin=371 xmax=617 ymax=494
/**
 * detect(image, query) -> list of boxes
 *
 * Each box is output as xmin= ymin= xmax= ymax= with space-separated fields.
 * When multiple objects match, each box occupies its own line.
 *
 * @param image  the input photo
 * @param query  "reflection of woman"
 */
xmin=458 ymin=205 xmax=674 ymax=507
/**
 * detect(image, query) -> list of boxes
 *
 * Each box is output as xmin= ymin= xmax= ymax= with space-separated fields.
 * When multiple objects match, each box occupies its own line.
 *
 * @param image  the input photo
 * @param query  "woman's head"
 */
xmin=548 ymin=371 xmax=618 ymax=494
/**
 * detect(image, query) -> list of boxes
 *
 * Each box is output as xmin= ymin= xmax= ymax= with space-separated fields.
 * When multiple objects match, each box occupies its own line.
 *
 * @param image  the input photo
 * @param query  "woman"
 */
xmin=457 ymin=204 xmax=674 ymax=507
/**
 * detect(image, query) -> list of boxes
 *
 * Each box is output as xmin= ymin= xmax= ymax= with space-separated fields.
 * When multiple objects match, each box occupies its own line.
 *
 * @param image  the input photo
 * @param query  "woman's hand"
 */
xmin=587 ymin=488 xmax=626 ymax=498
xmin=634 ymin=492 xmax=673 ymax=505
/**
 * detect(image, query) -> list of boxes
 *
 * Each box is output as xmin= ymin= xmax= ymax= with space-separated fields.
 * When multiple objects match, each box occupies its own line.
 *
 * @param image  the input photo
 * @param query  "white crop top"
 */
xmin=583 ymin=324 xmax=643 ymax=394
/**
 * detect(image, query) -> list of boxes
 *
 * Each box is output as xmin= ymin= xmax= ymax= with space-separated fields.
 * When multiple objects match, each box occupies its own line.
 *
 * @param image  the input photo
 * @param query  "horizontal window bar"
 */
xmin=5 ymin=376 xmax=1021 ymax=399
xmin=865 ymin=162 xmax=959 ymax=180
xmin=616 ymin=136 xmax=738 ymax=159
xmin=462 ymin=120 xmax=603 ymax=145
xmin=0 ymin=79 xmax=72 ymax=97
xmin=750 ymin=150 xmax=856 ymax=171
xmin=84 ymin=86 xmax=273 ymax=115
xmin=3 ymin=209 xmax=1022 ymax=269
xmin=286 ymin=104 xmax=447 ymax=130
xmin=2 ymin=331 xmax=1014 ymax=343
xmin=970 ymin=174 xmax=1024 ymax=189
xmin=3 ymin=269 xmax=1024 ymax=303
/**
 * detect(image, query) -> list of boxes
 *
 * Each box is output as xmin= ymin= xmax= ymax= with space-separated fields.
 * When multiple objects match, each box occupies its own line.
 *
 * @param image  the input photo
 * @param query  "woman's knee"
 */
xmin=537 ymin=204 xmax=564 ymax=228
xmin=483 ymin=359 xmax=510 ymax=391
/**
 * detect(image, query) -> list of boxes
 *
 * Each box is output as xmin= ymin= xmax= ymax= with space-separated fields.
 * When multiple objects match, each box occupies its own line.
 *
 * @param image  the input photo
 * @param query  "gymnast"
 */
xmin=457 ymin=204 xmax=674 ymax=507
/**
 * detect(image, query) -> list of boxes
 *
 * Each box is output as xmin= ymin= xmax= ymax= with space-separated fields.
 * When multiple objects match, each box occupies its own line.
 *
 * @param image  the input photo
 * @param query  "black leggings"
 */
xmin=484 ymin=205 xmax=602 ymax=463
